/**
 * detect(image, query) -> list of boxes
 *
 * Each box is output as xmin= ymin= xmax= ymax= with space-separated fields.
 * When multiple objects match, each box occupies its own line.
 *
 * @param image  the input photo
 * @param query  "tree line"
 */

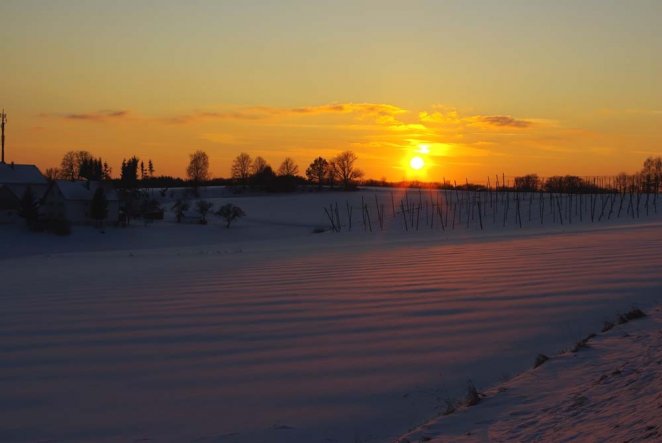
xmin=46 ymin=149 xmax=365 ymax=192
xmin=513 ymin=157 xmax=661 ymax=193
xmin=46 ymin=149 xmax=660 ymax=194
xmin=230 ymin=150 xmax=363 ymax=191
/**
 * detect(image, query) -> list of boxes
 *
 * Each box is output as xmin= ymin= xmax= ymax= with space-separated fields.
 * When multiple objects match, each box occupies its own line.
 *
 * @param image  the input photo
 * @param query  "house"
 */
xmin=42 ymin=180 xmax=120 ymax=224
xmin=0 ymin=162 xmax=48 ymax=223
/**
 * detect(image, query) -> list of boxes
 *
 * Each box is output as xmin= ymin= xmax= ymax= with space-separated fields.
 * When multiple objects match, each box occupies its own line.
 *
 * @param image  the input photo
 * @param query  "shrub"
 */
xmin=617 ymin=308 xmax=646 ymax=324
xmin=601 ymin=321 xmax=614 ymax=332
xmin=216 ymin=203 xmax=246 ymax=228
xmin=465 ymin=380 xmax=481 ymax=406
xmin=196 ymin=200 xmax=214 ymax=224
xmin=533 ymin=353 xmax=550 ymax=368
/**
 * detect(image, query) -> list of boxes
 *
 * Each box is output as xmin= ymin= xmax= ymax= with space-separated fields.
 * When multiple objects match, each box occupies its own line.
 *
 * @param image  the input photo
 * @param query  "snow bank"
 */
xmin=398 ymin=306 xmax=662 ymax=442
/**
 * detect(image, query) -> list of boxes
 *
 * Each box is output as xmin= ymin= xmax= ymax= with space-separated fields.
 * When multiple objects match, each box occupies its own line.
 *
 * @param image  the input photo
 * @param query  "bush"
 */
xmin=533 ymin=353 xmax=549 ymax=368
xmin=601 ymin=321 xmax=614 ymax=332
xmin=465 ymin=380 xmax=481 ymax=406
xmin=216 ymin=203 xmax=245 ymax=228
xmin=617 ymin=308 xmax=646 ymax=324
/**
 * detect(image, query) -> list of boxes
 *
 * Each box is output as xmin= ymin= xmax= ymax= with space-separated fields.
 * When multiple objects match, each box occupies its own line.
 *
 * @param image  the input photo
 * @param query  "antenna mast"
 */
xmin=1 ymin=109 xmax=6 ymax=164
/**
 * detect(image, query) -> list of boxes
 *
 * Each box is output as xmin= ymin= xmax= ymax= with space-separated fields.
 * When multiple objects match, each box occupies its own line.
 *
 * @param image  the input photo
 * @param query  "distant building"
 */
xmin=0 ymin=162 xmax=48 ymax=223
xmin=42 ymin=180 xmax=120 ymax=224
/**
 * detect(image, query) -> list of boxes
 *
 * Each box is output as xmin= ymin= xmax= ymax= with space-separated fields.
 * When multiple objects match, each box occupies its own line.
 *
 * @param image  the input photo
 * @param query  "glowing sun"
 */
xmin=410 ymin=156 xmax=425 ymax=170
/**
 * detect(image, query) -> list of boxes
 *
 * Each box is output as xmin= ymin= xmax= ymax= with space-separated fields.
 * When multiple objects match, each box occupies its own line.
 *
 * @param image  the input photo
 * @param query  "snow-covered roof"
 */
xmin=2 ymin=183 xmax=49 ymax=200
xmin=52 ymin=180 xmax=119 ymax=201
xmin=0 ymin=163 xmax=47 ymax=185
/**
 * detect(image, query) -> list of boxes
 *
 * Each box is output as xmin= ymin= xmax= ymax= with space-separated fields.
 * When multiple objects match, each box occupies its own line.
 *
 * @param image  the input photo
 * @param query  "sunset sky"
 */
xmin=1 ymin=0 xmax=660 ymax=182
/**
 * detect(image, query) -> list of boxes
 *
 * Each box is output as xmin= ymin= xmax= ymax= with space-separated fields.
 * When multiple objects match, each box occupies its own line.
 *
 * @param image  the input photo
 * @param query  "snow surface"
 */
xmin=0 ymin=189 xmax=661 ymax=442
xmin=399 ymin=306 xmax=662 ymax=442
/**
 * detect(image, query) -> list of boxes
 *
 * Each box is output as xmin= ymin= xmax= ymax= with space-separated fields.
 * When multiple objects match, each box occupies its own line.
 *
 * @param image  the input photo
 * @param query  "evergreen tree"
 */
xmin=121 ymin=156 xmax=140 ymax=188
xmin=102 ymin=162 xmax=112 ymax=180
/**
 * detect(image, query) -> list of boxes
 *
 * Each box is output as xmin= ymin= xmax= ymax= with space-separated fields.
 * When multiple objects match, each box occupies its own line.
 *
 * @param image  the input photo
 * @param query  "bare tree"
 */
xmin=306 ymin=157 xmax=329 ymax=189
xmin=60 ymin=152 xmax=78 ymax=180
xmin=277 ymin=157 xmax=299 ymax=176
xmin=44 ymin=167 xmax=61 ymax=181
xmin=641 ymin=156 xmax=662 ymax=192
xmin=327 ymin=159 xmax=338 ymax=188
xmin=332 ymin=151 xmax=363 ymax=190
xmin=187 ymin=150 xmax=210 ymax=191
xmin=615 ymin=172 xmax=631 ymax=193
xmin=514 ymin=174 xmax=540 ymax=192
xmin=251 ymin=156 xmax=269 ymax=175
xmin=59 ymin=150 xmax=93 ymax=181
xmin=231 ymin=152 xmax=252 ymax=185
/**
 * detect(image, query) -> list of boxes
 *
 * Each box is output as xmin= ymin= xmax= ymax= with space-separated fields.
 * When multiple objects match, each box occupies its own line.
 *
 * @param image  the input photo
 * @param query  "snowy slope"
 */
xmin=398 ymin=306 xmax=662 ymax=442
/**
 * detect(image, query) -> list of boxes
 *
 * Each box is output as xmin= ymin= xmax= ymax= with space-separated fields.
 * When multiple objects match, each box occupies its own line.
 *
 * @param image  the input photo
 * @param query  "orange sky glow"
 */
xmin=1 ymin=1 xmax=660 ymax=183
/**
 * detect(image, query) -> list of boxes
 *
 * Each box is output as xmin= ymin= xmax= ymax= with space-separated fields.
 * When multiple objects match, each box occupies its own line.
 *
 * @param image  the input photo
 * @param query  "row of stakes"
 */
xmin=323 ymin=188 xmax=659 ymax=233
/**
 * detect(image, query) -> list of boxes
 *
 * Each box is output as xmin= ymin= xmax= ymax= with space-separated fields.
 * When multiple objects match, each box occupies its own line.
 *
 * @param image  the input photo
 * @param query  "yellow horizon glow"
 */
xmin=4 ymin=102 xmax=659 ymax=184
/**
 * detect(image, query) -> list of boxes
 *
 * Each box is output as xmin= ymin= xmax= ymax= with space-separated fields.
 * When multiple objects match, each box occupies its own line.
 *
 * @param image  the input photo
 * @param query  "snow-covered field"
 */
xmin=1 ymin=189 xmax=661 ymax=442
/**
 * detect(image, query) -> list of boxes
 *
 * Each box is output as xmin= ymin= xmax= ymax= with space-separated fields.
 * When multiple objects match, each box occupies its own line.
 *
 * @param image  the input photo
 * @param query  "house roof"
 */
xmin=0 ymin=163 xmax=47 ymax=185
xmin=2 ymin=183 xmax=49 ymax=200
xmin=52 ymin=180 xmax=119 ymax=201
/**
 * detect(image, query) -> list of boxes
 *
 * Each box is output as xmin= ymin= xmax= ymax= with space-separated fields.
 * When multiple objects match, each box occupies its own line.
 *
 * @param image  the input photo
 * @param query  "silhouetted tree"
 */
xmin=231 ymin=152 xmax=252 ymax=185
xmin=90 ymin=187 xmax=108 ymax=227
xmin=327 ymin=159 xmax=338 ymax=188
xmin=44 ymin=168 xmax=60 ymax=182
xmin=60 ymin=151 xmax=78 ymax=180
xmin=217 ymin=203 xmax=245 ymax=228
xmin=60 ymin=150 xmax=97 ymax=180
xmin=277 ymin=157 xmax=299 ymax=176
xmin=615 ymin=173 xmax=632 ymax=193
xmin=140 ymin=161 xmax=146 ymax=180
xmin=251 ymin=156 xmax=269 ymax=175
xmin=79 ymin=157 xmax=103 ymax=181
xmin=641 ymin=156 xmax=662 ymax=192
xmin=251 ymin=165 xmax=276 ymax=189
xmin=514 ymin=174 xmax=540 ymax=192
xmin=306 ymin=157 xmax=329 ymax=189
xmin=332 ymin=151 xmax=363 ymax=190
xmin=147 ymin=159 xmax=155 ymax=178
xmin=187 ymin=150 xmax=210 ymax=193
xmin=102 ymin=162 xmax=112 ymax=180
xmin=544 ymin=175 xmax=593 ymax=193
xmin=121 ymin=156 xmax=140 ymax=188
xmin=196 ymin=200 xmax=213 ymax=224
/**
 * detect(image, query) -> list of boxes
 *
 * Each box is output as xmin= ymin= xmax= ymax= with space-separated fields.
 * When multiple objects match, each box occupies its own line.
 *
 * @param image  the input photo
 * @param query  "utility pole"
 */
xmin=1 ymin=109 xmax=6 ymax=164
